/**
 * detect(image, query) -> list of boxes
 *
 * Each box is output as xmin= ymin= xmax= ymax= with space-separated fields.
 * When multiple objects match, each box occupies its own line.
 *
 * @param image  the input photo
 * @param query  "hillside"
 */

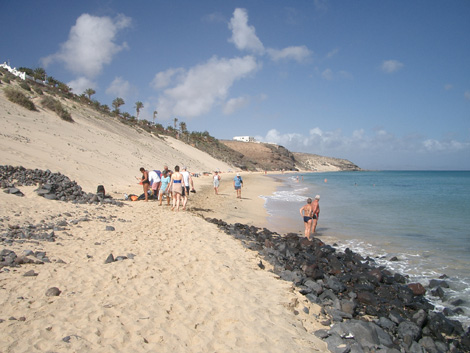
xmin=0 ymin=75 xmax=233 ymax=193
xmin=1 ymin=68 xmax=360 ymax=183
xmin=221 ymin=140 xmax=361 ymax=172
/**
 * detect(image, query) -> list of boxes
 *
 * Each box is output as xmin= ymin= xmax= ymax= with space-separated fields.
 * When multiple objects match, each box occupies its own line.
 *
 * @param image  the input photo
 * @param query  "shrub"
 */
xmin=19 ymin=81 xmax=31 ymax=91
xmin=40 ymin=96 xmax=74 ymax=122
xmin=33 ymin=86 xmax=43 ymax=95
xmin=4 ymin=87 xmax=37 ymax=111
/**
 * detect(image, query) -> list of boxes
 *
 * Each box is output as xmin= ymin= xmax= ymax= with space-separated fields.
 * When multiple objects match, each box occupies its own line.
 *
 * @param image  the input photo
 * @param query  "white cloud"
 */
xmin=106 ymin=77 xmax=133 ymax=100
xmin=267 ymin=46 xmax=312 ymax=62
xmin=464 ymin=91 xmax=470 ymax=100
xmin=255 ymin=127 xmax=470 ymax=162
xmin=321 ymin=68 xmax=352 ymax=81
xmin=151 ymin=68 xmax=185 ymax=90
xmin=381 ymin=60 xmax=404 ymax=74
xmin=67 ymin=77 xmax=96 ymax=95
xmin=155 ymin=55 xmax=260 ymax=119
xmin=326 ymin=48 xmax=340 ymax=59
xmin=228 ymin=8 xmax=312 ymax=63
xmin=228 ymin=8 xmax=264 ymax=54
xmin=41 ymin=13 xmax=131 ymax=78
xmin=423 ymin=139 xmax=470 ymax=152
xmin=322 ymin=68 xmax=333 ymax=80
xmin=223 ymin=96 xmax=250 ymax=115
xmin=444 ymin=84 xmax=453 ymax=91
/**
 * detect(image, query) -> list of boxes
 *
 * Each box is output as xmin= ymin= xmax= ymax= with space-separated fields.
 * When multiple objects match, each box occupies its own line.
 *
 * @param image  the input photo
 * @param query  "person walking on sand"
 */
xmin=170 ymin=165 xmax=184 ymax=211
xmin=139 ymin=167 xmax=150 ymax=202
xmin=213 ymin=171 xmax=221 ymax=195
xmin=181 ymin=166 xmax=195 ymax=210
xmin=311 ymin=195 xmax=320 ymax=234
xmin=159 ymin=171 xmax=171 ymax=206
xmin=300 ymin=198 xmax=315 ymax=240
xmin=233 ymin=173 xmax=243 ymax=198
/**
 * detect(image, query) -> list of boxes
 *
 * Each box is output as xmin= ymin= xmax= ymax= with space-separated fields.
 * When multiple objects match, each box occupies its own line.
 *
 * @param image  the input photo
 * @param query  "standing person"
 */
xmin=181 ymin=166 xmax=194 ymax=210
xmin=148 ymin=170 xmax=161 ymax=200
xmin=139 ymin=167 xmax=150 ymax=202
xmin=213 ymin=171 xmax=221 ymax=195
xmin=311 ymin=195 xmax=320 ymax=234
xmin=170 ymin=165 xmax=184 ymax=211
xmin=158 ymin=171 xmax=171 ymax=206
xmin=299 ymin=198 xmax=314 ymax=240
xmin=233 ymin=173 xmax=243 ymax=198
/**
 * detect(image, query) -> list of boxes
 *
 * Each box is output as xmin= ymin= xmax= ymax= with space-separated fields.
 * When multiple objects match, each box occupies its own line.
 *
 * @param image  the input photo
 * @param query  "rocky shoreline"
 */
xmin=205 ymin=218 xmax=470 ymax=353
xmin=1 ymin=165 xmax=123 ymax=205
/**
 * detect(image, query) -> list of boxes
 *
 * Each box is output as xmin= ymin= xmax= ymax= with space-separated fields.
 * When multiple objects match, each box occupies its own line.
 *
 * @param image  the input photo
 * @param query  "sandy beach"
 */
xmin=0 ymin=177 xmax=328 ymax=353
xmin=0 ymin=89 xmax=328 ymax=352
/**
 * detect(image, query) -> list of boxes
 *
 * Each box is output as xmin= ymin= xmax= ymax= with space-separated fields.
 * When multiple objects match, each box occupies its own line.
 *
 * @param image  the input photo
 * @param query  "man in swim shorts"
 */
xmin=311 ymin=195 xmax=320 ymax=234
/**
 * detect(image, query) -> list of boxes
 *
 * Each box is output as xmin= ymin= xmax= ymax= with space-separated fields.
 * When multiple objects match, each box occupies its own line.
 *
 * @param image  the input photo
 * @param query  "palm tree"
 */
xmin=33 ymin=67 xmax=46 ymax=81
xmin=135 ymin=101 xmax=144 ymax=119
xmin=179 ymin=121 xmax=187 ymax=134
xmin=112 ymin=97 xmax=125 ymax=114
xmin=84 ymin=88 xmax=96 ymax=100
xmin=153 ymin=110 xmax=158 ymax=125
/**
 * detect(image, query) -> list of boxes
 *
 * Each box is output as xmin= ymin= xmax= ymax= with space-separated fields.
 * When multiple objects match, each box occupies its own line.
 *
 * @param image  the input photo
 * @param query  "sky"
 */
xmin=1 ymin=0 xmax=469 ymax=170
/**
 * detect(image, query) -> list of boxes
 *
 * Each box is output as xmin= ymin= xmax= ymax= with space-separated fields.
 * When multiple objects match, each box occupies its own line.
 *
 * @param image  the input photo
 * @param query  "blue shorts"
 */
xmin=235 ymin=186 xmax=241 ymax=190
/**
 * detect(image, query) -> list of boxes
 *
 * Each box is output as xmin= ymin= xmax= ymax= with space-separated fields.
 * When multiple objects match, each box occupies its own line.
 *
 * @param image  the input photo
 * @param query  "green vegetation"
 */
xmin=4 ymin=87 xmax=37 ymax=111
xmin=112 ymin=97 xmax=125 ymax=114
xmin=40 ymin=96 xmax=74 ymax=122
xmin=19 ymin=81 xmax=31 ymax=91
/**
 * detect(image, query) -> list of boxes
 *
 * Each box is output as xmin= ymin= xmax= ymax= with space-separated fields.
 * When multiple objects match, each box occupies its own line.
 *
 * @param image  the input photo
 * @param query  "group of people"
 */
xmin=299 ymin=195 xmax=320 ymax=240
xmin=213 ymin=172 xmax=244 ymax=198
xmin=139 ymin=165 xmax=195 ymax=211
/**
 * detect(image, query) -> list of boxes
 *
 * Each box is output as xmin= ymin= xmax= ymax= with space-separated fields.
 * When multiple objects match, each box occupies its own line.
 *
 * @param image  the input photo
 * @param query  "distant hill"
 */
xmin=221 ymin=140 xmax=361 ymax=172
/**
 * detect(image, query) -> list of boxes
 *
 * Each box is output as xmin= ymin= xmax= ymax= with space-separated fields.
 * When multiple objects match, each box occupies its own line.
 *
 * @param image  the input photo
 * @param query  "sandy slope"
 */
xmin=0 ymin=89 xmax=233 ymax=194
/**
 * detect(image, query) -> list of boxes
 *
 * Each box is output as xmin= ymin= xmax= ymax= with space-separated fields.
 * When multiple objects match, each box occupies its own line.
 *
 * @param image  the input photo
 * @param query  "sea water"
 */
xmin=262 ymin=171 xmax=470 ymax=327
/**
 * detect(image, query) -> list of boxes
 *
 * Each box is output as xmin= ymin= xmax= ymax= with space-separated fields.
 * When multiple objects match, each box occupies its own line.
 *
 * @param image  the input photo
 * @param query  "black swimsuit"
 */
xmin=142 ymin=173 xmax=150 ymax=184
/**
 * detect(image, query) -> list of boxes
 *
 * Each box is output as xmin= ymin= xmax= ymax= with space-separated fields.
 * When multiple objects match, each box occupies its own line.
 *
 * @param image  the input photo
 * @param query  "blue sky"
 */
xmin=1 ymin=0 xmax=469 ymax=170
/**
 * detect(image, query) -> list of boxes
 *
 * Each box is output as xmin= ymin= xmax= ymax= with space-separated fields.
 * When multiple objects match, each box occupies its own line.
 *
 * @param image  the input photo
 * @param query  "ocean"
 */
xmin=262 ymin=171 xmax=470 ymax=327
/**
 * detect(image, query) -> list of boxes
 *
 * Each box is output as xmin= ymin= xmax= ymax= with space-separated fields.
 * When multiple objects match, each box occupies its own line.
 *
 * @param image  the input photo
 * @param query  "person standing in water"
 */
xmin=311 ymin=195 xmax=320 ymax=234
xmin=300 ymin=198 xmax=315 ymax=240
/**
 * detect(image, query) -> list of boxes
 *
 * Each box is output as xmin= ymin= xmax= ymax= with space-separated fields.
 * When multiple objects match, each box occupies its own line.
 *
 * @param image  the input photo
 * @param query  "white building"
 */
xmin=233 ymin=136 xmax=256 ymax=142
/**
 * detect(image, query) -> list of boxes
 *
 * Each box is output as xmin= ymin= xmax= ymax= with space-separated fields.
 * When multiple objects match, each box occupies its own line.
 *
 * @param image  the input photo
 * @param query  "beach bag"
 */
xmin=129 ymin=195 xmax=138 ymax=201
xmin=97 ymin=185 xmax=105 ymax=196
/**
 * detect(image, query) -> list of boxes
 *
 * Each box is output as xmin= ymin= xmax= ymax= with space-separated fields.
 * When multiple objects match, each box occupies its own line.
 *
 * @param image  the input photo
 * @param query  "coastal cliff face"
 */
xmin=293 ymin=152 xmax=362 ymax=172
xmin=221 ymin=140 xmax=361 ymax=172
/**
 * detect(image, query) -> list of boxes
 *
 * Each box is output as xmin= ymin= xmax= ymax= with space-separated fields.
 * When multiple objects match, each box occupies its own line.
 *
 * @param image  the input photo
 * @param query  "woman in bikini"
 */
xmin=299 ymin=198 xmax=315 ymax=240
xmin=170 ymin=165 xmax=184 ymax=211
xmin=139 ymin=167 xmax=150 ymax=202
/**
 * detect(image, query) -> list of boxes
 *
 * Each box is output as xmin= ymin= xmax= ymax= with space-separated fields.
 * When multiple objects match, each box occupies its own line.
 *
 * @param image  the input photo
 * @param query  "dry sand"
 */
xmin=0 ymin=88 xmax=328 ymax=352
